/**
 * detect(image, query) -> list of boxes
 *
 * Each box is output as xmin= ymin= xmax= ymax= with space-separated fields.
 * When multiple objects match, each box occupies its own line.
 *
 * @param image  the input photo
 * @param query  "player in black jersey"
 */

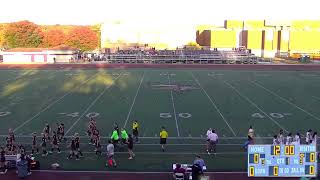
xmin=43 ymin=124 xmax=51 ymax=141
xmin=41 ymin=133 xmax=48 ymax=156
xmin=0 ymin=146 xmax=7 ymax=174
xmin=92 ymin=129 xmax=100 ymax=146
xmin=95 ymin=138 xmax=102 ymax=155
xmin=67 ymin=139 xmax=79 ymax=160
xmin=50 ymin=131 xmax=61 ymax=154
xmin=74 ymin=133 xmax=83 ymax=157
xmin=8 ymin=128 xmax=15 ymax=144
xmin=57 ymin=123 xmax=66 ymax=142
xmin=31 ymin=132 xmax=39 ymax=155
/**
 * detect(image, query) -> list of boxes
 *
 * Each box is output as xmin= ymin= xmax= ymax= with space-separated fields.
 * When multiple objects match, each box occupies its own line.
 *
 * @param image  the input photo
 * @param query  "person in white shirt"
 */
xmin=207 ymin=129 xmax=218 ymax=155
xmin=285 ymin=133 xmax=293 ymax=145
xmin=278 ymin=129 xmax=284 ymax=145
xmin=273 ymin=135 xmax=280 ymax=145
xmin=106 ymin=140 xmax=116 ymax=167
xmin=294 ymin=133 xmax=300 ymax=145
xmin=312 ymin=132 xmax=317 ymax=145
xmin=206 ymin=128 xmax=212 ymax=153
xmin=306 ymin=129 xmax=312 ymax=144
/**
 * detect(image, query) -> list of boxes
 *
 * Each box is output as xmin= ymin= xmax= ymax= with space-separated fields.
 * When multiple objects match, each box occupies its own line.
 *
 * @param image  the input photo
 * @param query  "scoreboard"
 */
xmin=248 ymin=145 xmax=317 ymax=177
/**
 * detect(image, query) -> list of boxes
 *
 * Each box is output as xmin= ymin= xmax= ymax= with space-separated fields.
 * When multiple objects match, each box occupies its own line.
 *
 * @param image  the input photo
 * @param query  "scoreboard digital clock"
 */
xmin=248 ymin=145 xmax=317 ymax=177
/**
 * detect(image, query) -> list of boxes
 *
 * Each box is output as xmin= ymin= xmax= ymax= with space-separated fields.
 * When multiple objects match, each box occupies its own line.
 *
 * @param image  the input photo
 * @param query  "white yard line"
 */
xmin=223 ymin=80 xmax=288 ymax=133
xmin=13 ymin=72 xmax=98 ymax=133
xmin=312 ymin=96 xmax=320 ymax=101
xmin=123 ymin=72 xmax=145 ymax=128
xmin=167 ymin=74 xmax=180 ymax=136
xmin=251 ymin=80 xmax=320 ymax=122
xmin=191 ymin=72 xmax=237 ymax=136
xmin=65 ymin=74 xmax=122 ymax=135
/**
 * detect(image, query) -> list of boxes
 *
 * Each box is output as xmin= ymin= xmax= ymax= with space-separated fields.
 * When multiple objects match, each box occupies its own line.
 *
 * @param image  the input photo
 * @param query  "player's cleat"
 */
xmin=128 ymin=157 xmax=133 ymax=160
xmin=76 ymin=158 xmax=80 ymax=160
xmin=27 ymin=172 xmax=32 ymax=176
xmin=49 ymin=151 xmax=53 ymax=154
xmin=57 ymin=151 xmax=61 ymax=154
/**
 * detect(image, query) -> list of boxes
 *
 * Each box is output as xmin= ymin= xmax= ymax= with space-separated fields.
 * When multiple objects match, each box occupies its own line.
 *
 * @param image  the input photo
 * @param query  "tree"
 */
xmin=0 ymin=24 xmax=7 ymax=49
xmin=42 ymin=29 xmax=66 ymax=47
xmin=4 ymin=21 xmax=44 ymax=48
xmin=65 ymin=26 xmax=98 ymax=52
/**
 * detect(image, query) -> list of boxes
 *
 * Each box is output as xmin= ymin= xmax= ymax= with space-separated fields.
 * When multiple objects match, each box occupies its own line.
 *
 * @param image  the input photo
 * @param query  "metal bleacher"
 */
xmin=103 ymin=50 xmax=257 ymax=64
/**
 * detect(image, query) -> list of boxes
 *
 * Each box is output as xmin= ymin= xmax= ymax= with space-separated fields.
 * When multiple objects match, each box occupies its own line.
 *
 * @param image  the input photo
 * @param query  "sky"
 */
xmin=0 ymin=0 xmax=319 ymax=25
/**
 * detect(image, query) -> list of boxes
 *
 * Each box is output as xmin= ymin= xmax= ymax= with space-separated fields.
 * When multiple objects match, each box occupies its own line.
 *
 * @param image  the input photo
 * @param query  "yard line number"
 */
xmin=58 ymin=112 xmax=100 ymax=118
xmin=0 ymin=112 xmax=11 ymax=117
xmin=252 ymin=112 xmax=292 ymax=119
xmin=160 ymin=112 xmax=192 ymax=119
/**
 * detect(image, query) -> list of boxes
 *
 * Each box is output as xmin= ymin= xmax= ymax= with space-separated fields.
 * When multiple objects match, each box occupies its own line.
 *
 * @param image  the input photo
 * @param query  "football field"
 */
xmin=1 ymin=68 xmax=320 ymax=172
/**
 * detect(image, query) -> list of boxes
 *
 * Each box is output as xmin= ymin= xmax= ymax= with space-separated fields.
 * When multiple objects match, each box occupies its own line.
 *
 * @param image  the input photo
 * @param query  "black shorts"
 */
xmin=0 ymin=157 xmax=5 ymax=162
xmin=160 ymin=138 xmax=167 ymax=145
xmin=122 ymin=139 xmax=127 ymax=144
xmin=41 ymin=143 xmax=46 ymax=147
xmin=133 ymin=129 xmax=138 ymax=136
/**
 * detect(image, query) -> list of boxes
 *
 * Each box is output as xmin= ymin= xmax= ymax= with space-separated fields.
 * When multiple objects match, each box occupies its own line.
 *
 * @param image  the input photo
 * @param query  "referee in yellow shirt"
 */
xmin=132 ymin=120 xmax=139 ymax=143
xmin=160 ymin=126 xmax=168 ymax=152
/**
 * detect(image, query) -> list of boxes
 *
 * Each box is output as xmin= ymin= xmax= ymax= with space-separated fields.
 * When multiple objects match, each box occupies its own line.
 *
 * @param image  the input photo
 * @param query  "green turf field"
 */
xmin=1 ymin=68 xmax=320 ymax=172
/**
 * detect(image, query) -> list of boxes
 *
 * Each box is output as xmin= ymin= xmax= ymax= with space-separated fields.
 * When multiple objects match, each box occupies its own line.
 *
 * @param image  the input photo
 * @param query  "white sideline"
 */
xmin=222 ymin=80 xmax=288 ymax=133
xmin=123 ymin=72 xmax=145 ymax=128
xmin=191 ymin=72 xmax=237 ymax=136
xmin=0 ymin=135 xmax=273 ymax=139
xmin=65 ymin=74 xmax=122 ymax=135
xmin=13 ymin=72 xmax=99 ymax=133
xmin=32 ymin=170 xmax=247 ymax=174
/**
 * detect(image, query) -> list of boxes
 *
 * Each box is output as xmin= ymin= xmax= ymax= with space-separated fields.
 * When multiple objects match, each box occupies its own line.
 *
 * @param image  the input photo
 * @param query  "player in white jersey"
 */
xmin=273 ymin=135 xmax=280 ymax=145
xmin=278 ymin=129 xmax=284 ymax=145
xmin=306 ymin=129 xmax=312 ymax=144
xmin=294 ymin=133 xmax=301 ymax=145
xmin=285 ymin=133 xmax=293 ymax=145
xmin=312 ymin=132 xmax=317 ymax=145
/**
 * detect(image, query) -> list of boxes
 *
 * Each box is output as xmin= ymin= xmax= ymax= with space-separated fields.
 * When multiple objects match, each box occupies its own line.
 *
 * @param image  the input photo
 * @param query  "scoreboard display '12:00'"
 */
xmin=248 ymin=144 xmax=317 ymax=177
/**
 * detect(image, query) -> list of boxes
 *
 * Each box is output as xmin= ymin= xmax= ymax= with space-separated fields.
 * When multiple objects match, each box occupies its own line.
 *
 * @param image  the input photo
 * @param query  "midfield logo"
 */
xmin=150 ymin=83 xmax=199 ymax=92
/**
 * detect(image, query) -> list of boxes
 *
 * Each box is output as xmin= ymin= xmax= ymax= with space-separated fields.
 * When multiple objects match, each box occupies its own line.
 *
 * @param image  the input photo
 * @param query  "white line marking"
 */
xmin=191 ymin=72 xmax=237 ymax=136
xmin=0 ymin=135 xmax=273 ymax=139
xmin=123 ymin=72 xmax=145 ymax=128
xmin=18 ymin=142 xmax=244 ymax=146
xmin=25 ymin=150 xmax=246 ymax=155
xmin=312 ymin=96 xmax=320 ymax=101
xmin=65 ymin=74 xmax=122 ymax=135
xmin=168 ymin=74 xmax=180 ymax=136
xmin=251 ymin=80 xmax=320 ymax=122
xmin=13 ymin=73 xmax=99 ymax=133
xmin=222 ymin=80 xmax=288 ymax=133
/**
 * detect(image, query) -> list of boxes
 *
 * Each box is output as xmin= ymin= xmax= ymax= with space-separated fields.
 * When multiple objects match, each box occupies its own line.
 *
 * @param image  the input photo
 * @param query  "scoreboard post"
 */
xmin=248 ymin=144 xmax=317 ymax=177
